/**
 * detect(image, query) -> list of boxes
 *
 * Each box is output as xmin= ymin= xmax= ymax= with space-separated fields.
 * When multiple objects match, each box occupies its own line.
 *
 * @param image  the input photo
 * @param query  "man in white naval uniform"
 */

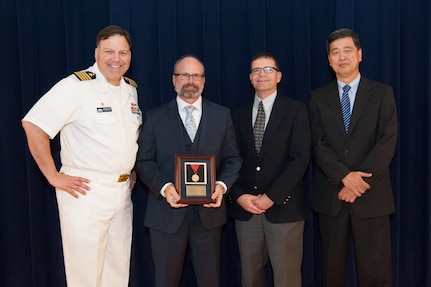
xmin=22 ymin=25 xmax=141 ymax=287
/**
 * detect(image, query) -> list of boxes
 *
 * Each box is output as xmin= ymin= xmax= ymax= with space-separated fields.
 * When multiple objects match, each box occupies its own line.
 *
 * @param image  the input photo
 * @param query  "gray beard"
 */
xmin=181 ymin=91 xmax=200 ymax=99
xmin=176 ymin=83 xmax=202 ymax=99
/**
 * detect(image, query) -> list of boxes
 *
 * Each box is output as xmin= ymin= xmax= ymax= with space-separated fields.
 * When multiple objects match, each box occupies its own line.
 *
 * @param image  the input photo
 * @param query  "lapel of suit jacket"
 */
xmin=349 ymin=78 xmax=371 ymax=133
xmin=195 ymin=99 xmax=210 ymax=153
xmin=167 ymin=99 xmax=188 ymax=153
xmin=242 ymin=101 xmax=258 ymax=159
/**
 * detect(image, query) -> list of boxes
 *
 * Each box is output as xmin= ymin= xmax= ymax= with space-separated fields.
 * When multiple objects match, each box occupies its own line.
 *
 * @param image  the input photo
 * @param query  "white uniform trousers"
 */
xmin=56 ymin=169 xmax=132 ymax=287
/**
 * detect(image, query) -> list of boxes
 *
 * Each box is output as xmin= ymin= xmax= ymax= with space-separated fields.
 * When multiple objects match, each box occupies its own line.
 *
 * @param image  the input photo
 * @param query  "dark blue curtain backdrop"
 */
xmin=1 ymin=0 xmax=430 ymax=286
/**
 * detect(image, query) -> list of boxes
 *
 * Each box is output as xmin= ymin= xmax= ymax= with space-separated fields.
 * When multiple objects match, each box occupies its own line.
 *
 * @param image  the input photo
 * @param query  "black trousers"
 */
xmin=319 ymin=203 xmax=393 ymax=287
xmin=149 ymin=207 xmax=222 ymax=287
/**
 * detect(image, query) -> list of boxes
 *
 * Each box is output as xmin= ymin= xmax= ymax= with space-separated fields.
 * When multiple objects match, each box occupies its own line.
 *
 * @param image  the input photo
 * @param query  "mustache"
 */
xmin=182 ymin=83 xmax=199 ymax=90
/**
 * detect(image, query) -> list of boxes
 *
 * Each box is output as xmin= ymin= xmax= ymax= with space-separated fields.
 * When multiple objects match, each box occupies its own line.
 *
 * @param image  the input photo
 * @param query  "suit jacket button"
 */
xmin=256 ymin=166 xmax=261 ymax=171
xmin=254 ymin=186 xmax=258 ymax=190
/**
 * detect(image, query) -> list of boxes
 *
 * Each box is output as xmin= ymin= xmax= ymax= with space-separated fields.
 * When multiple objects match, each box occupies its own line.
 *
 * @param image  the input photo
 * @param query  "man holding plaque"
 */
xmin=229 ymin=52 xmax=311 ymax=287
xmin=135 ymin=55 xmax=242 ymax=287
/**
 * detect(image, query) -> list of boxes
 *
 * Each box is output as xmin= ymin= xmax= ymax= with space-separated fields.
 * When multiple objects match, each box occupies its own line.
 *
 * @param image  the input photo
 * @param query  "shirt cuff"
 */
xmin=215 ymin=181 xmax=228 ymax=194
xmin=160 ymin=182 xmax=173 ymax=198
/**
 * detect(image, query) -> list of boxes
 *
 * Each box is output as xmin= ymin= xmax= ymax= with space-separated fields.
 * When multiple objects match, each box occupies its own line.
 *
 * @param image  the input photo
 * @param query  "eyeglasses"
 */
xmin=174 ymin=73 xmax=205 ymax=81
xmin=250 ymin=66 xmax=279 ymax=75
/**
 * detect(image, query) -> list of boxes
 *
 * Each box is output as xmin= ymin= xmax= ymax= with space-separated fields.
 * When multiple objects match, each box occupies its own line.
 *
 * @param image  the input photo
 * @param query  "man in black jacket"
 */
xmin=308 ymin=29 xmax=398 ymax=287
xmin=230 ymin=52 xmax=311 ymax=287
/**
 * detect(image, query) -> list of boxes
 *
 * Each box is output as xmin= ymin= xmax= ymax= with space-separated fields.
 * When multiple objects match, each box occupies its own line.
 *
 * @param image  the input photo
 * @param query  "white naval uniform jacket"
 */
xmin=22 ymin=62 xmax=142 ymax=174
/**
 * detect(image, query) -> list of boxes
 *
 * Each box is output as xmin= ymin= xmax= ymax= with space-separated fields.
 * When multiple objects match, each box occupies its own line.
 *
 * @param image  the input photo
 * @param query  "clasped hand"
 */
xmin=338 ymin=171 xmax=372 ymax=203
xmin=237 ymin=193 xmax=274 ymax=214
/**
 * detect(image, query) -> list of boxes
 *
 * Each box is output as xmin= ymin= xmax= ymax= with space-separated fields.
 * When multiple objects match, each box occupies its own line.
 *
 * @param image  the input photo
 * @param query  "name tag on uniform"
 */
xmin=97 ymin=107 xmax=112 ymax=113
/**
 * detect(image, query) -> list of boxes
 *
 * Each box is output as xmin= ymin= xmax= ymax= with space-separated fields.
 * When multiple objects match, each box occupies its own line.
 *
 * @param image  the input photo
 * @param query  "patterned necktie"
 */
xmin=185 ymin=105 xmax=197 ymax=142
xmin=253 ymin=101 xmax=265 ymax=155
xmin=341 ymin=85 xmax=351 ymax=133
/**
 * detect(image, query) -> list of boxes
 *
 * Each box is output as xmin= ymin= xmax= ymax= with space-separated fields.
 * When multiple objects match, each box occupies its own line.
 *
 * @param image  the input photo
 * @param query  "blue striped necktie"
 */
xmin=341 ymin=85 xmax=351 ymax=133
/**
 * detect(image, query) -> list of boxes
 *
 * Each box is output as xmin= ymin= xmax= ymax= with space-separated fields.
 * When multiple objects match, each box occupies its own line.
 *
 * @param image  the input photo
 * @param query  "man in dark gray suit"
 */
xmin=308 ymin=29 xmax=398 ymax=287
xmin=135 ymin=55 xmax=242 ymax=287
xmin=229 ymin=52 xmax=311 ymax=287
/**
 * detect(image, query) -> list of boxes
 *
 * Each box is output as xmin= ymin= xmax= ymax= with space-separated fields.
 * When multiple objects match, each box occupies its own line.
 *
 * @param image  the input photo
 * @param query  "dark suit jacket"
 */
xmin=229 ymin=94 xmax=311 ymax=223
xmin=135 ymin=98 xmax=242 ymax=233
xmin=308 ymin=77 xmax=398 ymax=218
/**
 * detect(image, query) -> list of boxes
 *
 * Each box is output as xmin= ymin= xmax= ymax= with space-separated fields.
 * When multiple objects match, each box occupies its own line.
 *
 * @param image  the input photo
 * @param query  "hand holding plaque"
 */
xmin=175 ymin=154 xmax=216 ymax=204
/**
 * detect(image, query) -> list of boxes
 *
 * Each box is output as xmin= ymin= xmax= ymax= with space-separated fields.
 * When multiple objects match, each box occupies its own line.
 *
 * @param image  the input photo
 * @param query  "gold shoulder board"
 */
xmin=124 ymin=77 xmax=138 ymax=88
xmin=73 ymin=71 xmax=96 ymax=81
